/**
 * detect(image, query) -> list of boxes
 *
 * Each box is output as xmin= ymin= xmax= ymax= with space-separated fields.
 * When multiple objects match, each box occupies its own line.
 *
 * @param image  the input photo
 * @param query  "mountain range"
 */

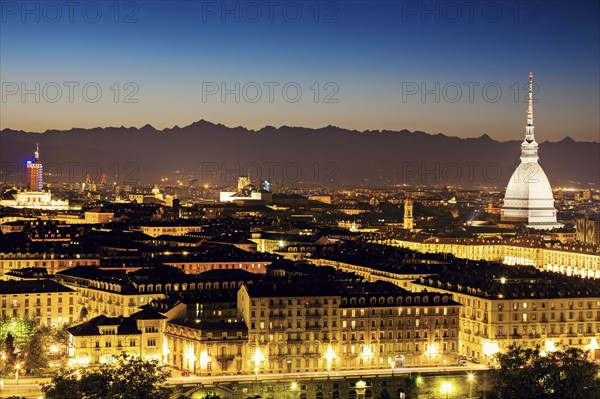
xmin=1 ymin=120 xmax=598 ymax=188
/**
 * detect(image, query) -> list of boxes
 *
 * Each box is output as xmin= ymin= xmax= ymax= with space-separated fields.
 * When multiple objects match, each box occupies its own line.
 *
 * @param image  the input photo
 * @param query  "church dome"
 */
xmin=504 ymin=161 xmax=554 ymax=203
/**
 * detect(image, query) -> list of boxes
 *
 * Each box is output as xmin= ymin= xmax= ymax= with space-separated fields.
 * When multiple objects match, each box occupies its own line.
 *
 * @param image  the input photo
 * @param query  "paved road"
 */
xmin=168 ymin=364 xmax=488 ymax=386
xmin=0 ymin=364 xmax=488 ymax=397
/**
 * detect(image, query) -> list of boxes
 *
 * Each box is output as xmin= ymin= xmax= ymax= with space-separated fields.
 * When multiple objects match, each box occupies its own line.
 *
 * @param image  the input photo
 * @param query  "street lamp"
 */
xmin=185 ymin=345 xmax=197 ymax=375
xmin=324 ymin=346 xmax=336 ymax=378
xmin=467 ymin=373 xmax=475 ymax=399
xmin=440 ymin=382 xmax=453 ymax=399
xmin=251 ymin=347 xmax=266 ymax=381
xmin=356 ymin=380 xmax=367 ymax=399
xmin=388 ymin=357 xmax=395 ymax=376
xmin=15 ymin=364 xmax=21 ymax=385
xmin=415 ymin=376 xmax=422 ymax=399
xmin=199 ymin=350 xmax=210 ymax=375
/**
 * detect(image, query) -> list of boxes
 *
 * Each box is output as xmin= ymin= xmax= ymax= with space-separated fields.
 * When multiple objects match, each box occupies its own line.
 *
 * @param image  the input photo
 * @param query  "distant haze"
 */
xmin=1 ymin=121 xmax=597 ymax=188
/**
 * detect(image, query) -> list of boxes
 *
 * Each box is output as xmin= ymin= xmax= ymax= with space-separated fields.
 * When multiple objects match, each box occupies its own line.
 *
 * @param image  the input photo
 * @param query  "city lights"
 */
xmin=440 ymin=382 xmax=453 ymax=399
xmin=0 ymin=0 xmax=598 ymax=398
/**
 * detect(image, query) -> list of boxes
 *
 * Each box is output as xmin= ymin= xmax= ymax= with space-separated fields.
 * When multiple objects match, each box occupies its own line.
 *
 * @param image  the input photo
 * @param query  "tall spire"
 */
xmin=34 ymin=143 xmax=40 ymax=162
xmin=520 ymin=72 xmax=539 ymax=163
xmin=525 ymin=72 xmax=534 ymax=143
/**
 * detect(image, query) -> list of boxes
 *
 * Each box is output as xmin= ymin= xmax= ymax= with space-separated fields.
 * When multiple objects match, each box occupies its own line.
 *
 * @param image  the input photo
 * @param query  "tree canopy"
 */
xmin=42 ymin=353 xmax=172 ymax=399
xmin=492 ymin=345 xmax=600 ymax=399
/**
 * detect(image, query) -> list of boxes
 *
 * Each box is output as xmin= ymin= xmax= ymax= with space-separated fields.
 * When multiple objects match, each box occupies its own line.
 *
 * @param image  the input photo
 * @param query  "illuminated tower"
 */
xmin=403 ymin=196 xmax=414 ymax=230
xmin=237 ymin=176 xmax=250 ymax=192
xmin=501 ymin=73 xmax=561 ymax=229
xmin=26 ymin=143 xmax=43 ymax=191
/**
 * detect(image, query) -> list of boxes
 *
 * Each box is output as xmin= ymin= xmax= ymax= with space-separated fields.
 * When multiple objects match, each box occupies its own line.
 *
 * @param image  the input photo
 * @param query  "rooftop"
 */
xmin=416 ymin=263 xmax=600 ymax=300
xmin=0 ymin=279 xmax=74 ymax=295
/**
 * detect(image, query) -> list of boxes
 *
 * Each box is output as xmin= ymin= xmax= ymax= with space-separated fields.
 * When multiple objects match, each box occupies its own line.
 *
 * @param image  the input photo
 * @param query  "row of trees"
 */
xmin=491 ymin=346 xmax=600 ymax=399
xmin=42 ymin=353 xmax=172 ymax=399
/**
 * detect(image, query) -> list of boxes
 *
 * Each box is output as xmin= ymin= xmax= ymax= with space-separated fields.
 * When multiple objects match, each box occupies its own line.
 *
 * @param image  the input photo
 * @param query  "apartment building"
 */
xmin=0 ymin=280 xmax=77 ymax=325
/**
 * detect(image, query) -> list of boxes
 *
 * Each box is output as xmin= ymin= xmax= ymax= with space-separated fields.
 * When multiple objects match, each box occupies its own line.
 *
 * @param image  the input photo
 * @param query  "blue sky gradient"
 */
xmin=1 ymin=0 xmax=598 ymax=141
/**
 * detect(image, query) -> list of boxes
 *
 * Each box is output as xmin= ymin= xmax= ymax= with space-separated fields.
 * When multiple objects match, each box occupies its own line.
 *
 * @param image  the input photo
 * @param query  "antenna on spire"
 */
xmin=525 ymin=72 xmax=535 ymax=143
xmin=527 ymin=72 xmax=534 ymax=117
xmin=34 ymin=143 xmax=40 ymax=162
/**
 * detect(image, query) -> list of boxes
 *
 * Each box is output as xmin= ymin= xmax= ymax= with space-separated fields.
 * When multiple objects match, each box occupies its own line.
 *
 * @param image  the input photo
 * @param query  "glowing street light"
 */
xmin=440 ymin=382 xmax=453 ymax=399
xmin=185 ymin=345 xmax=197 ymax=374
xmin=361 ymin=346 xmax=373 ymax=363
xmin=415 ymin=376 xmax=422 ymax=398
xmin=252 ymin=347 xmax=266 ymax=381
xmin=199 ymin=350 xmax=210 ymax=375
xmin=356 ymin=380 xmax=367 ymax=399
xmin=324 ymin=346 xmax=337 ymax=378
xmin=467 ymin=373 xmax=475 ymax=399
xmin=15 ymin=364 xmax=21 ymax=385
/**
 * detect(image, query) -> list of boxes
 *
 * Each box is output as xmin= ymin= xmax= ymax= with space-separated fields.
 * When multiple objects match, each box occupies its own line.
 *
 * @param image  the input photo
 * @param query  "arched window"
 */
xmin=349 ymin=390 xmax=357 ymax=399
xmin=316 ymin=392 xmax=324 ymax=399
xmin=332 ymin=392 xmax=340 ymax=399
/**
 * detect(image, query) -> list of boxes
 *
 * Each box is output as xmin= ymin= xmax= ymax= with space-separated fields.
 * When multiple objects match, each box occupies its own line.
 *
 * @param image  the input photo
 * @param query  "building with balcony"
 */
xmin=67 ymin=307 xmax=168 ymax=366
xmin=411 ymin=263 xmax=600 ymax=364
xmin=0 ymin=279 xmax=77 ymax=325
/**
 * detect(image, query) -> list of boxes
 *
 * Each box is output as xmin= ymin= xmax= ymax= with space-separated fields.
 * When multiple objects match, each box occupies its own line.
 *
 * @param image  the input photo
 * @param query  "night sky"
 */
xmin=1 ymin=0 xmax=598 ymax=141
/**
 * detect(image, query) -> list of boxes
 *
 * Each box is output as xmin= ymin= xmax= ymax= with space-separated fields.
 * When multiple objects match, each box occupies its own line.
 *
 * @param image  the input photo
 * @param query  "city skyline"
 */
xmin=1 ymin=1 xmax=599 ymax=398
xmin=1 ymin=1 xmax=599 ymax=141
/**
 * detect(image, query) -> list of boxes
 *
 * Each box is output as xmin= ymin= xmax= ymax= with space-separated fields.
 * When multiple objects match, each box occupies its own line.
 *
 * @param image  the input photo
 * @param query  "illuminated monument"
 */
xmin=501 ymin=73 xmax=561 ymax=230
xmin=0 ymin=144 xmax=69 ymax=210
xmin=26 ymin=144 xmax=43 ymax=191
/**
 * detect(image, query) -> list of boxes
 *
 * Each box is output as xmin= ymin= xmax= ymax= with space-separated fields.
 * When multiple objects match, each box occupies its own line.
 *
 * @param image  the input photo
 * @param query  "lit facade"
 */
xmin=230 ymin=282 xmax=460 ymax=375
xmin=411 ymin=278 xmax=600 ymax=363
xmin=67 ymin=308 xmax=167 ymax=366
xmin=0 ymin=252 xmax=99 ymax=278
xmin=165 ymin=320 xmax=249 ymax=375
xmin=139 ymin=223 xmax=203 ymax=237
xmin=403 ymin=198 xmax=414 ymax=230
xmin=0 ymin=191 xmax=69 ymax=210
xmin=0 ymin=280 xmax=78 ymax=326
xmin=577 ymin=215 xmax=600 ymax=245
xmin=26 ymin=144 xmax=43 ymax=191
xmin=389 ymin=238 xmax=600 ymax=279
